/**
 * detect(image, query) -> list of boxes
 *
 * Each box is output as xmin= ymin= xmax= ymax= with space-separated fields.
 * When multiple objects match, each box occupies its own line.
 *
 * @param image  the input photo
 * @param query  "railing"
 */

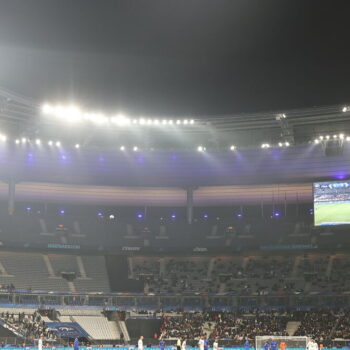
xmin=0 ymin=290 xmax=349 ymax=310
xmin=0 ymin=287 xmax=349 ymax=311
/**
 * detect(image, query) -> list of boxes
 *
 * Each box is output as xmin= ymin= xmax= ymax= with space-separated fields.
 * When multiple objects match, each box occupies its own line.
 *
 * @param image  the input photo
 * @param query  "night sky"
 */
xmin=0 ymin=0 xmax=350 ymax=117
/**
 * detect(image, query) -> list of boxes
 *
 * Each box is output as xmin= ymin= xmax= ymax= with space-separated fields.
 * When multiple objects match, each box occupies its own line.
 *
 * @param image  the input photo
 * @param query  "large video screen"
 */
xmin=314 ymin=181 xmax=350 ymax=226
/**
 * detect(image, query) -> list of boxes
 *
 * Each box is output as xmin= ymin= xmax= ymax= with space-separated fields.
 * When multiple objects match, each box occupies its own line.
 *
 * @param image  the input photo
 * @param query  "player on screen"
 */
xmin=181 ymin=338 xmax=187 ymax=350
xmin=213 ymin=338 xmax=219 ymax=350
xmin=198 ymin=336 xmax=205 ymax=350
xmin=280 ymin=341 xmax=286 ymax=350
xmin=244 ymin=339 xmax=250 ymax=350
xmin=204 ymin=336 xmax=209 ymax=350
xmin=270 ymin=339 xmax=278 ymax=350
xmin=138 ymin=336 xmax=144 ymax=350
xmin=307 ymin=339 xmax=318 ymax=350
xmin=177 ymin=338 xmax=182 ymax=350
xmin=159 ymin=340 xmax=165 ymax=350
xmin=263 ymin=340 xmax=270 ymax=350
xmin=74 ymin=338 xmax=79 ymax=350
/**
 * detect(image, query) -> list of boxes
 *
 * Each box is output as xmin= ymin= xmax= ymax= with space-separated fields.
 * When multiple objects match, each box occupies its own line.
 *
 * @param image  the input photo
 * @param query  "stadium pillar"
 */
xmin=8 ymin=178 xmax=16 ymax=215
xmin=186 ymin=187 xmax=194 ymax=224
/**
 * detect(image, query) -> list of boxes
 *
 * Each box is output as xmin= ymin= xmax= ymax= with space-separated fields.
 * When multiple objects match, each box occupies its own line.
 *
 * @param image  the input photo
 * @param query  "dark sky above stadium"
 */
xmin=0 ymin=0 xmax=350 ymax=117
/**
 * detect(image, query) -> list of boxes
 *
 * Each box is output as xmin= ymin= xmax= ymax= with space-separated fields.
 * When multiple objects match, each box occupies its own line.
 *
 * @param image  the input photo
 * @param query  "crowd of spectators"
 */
xmin=131 ymin=254 xmax=350 ymax=295
xmin=0 ymin=284 xmax=15 ymax=291
xmin=160 ymin=311 xmax=289 ymax=341
xmin=334 ymin=312 xmax=350 ymax=339
xmin=133 ymin=258 xmax=160 ymax=277
xmin=210 ymin=310 xmax=288 ymax=340
xmin=292 ymin=309 xmax=337 ymax=345
xmin=1 ymin=310 xmax=57 ymax=340
xmin=159 ymin=309 xmax=350 ymax=344
xmin=160 ymin=312 xmax=206 ymax=339
xmin=144 ymin=258 xmax=211 ymax=294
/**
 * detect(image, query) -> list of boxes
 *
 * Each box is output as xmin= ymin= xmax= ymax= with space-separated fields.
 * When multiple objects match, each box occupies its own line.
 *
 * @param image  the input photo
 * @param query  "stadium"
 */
xmin=0 ymin=2 xmax=350 ymax=350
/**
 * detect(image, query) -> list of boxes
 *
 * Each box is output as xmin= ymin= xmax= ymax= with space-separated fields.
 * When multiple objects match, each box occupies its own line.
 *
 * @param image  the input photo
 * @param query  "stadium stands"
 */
xmin=0 ymin=213 xmax=349 ymax=345
xmin=126 ymin=253 xmax=350 ymax=295
xmin=70 ymin=316 xmax=119 ymax=341
xmin=1 ymin=248 xmax=350 ymax=297
xmin=0 ymin=251 xmax=110 ymax=292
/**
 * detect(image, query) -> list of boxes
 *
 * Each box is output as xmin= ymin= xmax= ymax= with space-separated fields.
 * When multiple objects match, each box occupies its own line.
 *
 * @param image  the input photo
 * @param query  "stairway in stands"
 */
xmin=286 ymin=321 xmax=301 ymax=336
xmin=203 ymin=321 xmax=216 ymax=338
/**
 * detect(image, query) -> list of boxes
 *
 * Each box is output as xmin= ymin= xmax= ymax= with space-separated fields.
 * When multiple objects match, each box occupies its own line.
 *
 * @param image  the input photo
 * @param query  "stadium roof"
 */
xmin=1 ymin=87 xmax=350 ymax=150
